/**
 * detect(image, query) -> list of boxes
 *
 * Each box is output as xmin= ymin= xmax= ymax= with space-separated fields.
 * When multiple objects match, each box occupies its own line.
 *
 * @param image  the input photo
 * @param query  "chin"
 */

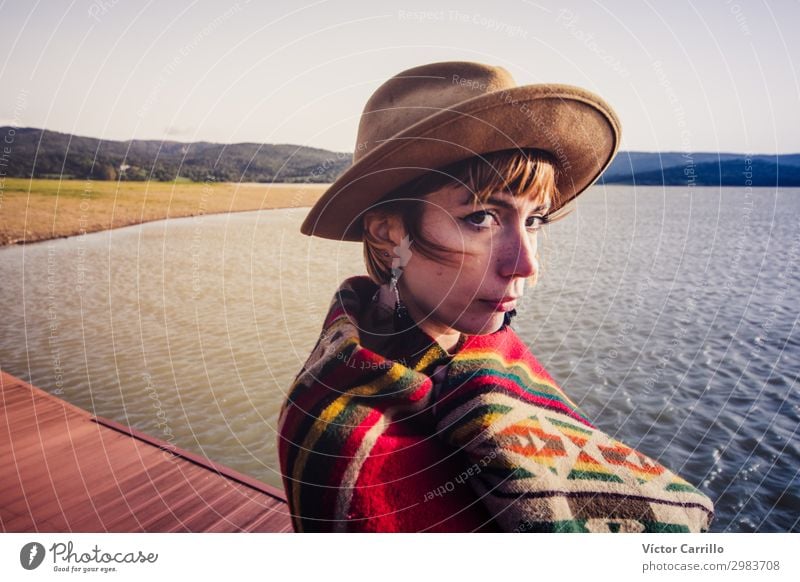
xmin=453 ymin=314 xmax=505 ymax=336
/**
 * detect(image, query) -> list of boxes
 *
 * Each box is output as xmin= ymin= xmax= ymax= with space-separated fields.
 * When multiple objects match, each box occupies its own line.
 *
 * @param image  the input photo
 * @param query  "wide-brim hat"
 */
xmin=301 ymin=61 xmax=621 ymax=242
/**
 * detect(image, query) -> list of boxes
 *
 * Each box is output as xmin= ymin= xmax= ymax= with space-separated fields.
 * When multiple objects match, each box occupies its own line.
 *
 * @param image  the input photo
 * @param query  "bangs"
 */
xmin=463 ymin=149 xmax=560 ymax=210
xmin=399 ymin=148 xmax=561 ymax=212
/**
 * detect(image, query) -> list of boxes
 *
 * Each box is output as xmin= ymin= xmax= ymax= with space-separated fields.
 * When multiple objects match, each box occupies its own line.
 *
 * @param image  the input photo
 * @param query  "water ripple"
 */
xmin=1 ymin=187 xmax=798 ymax=531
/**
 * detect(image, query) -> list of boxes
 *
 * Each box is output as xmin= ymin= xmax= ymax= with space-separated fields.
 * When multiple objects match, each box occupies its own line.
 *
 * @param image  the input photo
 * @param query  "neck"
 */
xmin=422 ymin=325 xmax=462 ymax=355
xmin=365 ymin=282 xmax=463 ymax=356
xmin=391 ymin=282 xmax=463 ymax=355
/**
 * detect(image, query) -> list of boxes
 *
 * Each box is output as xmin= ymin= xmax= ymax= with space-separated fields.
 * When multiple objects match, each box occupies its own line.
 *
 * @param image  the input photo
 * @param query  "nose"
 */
xmin=497 ymin=223 xmax=538 ymax=280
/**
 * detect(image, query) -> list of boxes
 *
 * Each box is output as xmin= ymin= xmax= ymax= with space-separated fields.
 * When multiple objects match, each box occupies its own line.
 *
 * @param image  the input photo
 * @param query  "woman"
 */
xmin=277 ymin=61 xmax=714 ymax=532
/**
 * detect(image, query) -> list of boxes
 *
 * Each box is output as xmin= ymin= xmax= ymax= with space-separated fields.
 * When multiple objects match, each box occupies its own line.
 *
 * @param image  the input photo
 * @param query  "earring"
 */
xmin=390 ymin=269 xmax=410 ymax=331
xmin=503 ymin=308 xmax=517 ymax=328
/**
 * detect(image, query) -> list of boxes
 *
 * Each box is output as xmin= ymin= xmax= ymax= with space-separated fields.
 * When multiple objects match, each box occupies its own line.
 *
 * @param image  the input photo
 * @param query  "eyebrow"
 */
xmin=462 ymin=192 xmax=549 ymax=213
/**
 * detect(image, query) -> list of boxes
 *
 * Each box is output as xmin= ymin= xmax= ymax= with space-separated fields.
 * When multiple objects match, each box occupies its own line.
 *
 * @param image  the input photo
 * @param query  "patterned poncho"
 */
xmin=277 ymin=276 xmax=714 ymax=532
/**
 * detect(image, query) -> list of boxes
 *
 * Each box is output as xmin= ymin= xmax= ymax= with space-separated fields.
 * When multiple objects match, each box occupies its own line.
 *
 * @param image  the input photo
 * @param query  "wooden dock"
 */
xmin=0 ymin=371 xmax=293 ymax=532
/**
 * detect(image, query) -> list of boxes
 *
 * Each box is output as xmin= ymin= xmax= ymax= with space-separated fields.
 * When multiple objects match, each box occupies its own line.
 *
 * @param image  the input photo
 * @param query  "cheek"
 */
xmin=403 ymin=256 xmax=461 ymax=305
xmin=408 ymin=259 xmax=453 ymax=291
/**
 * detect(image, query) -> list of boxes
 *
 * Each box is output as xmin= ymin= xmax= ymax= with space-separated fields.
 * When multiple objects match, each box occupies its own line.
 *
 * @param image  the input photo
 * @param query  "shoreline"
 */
xmin=0 ymin=204 xmax=312 ymax=248
xmin=0 ymin=178 xmax=328 ymax=247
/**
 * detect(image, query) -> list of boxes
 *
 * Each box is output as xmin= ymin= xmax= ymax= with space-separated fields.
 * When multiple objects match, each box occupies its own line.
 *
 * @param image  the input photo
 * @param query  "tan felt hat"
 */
xmin=300 ymin=61 xmax=621 ymax=241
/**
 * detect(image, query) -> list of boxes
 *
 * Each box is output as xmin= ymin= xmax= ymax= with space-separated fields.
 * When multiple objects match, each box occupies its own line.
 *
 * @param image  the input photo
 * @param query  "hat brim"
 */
xmin=301 ymin=84 xmax=621 ymax=241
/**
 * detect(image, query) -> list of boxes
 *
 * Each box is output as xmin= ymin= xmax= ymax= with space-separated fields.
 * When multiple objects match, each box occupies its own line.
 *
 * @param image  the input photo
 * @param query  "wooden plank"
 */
xmin=169 ymin=485 xmax=254 ymax=532
xmin=0 ymin=427 xmax=147 ymax=506
xmin=134 ymin=475 xmax=230 ymax=532
xmin=1 ymin=371 xmax=293 ymax=532
xmin=1 ymin=374 xmax=92 ymax=417
xmin=56 ymin=456 xmax=187 ymax=521
xmin=18 ymin=452 xmax=186 ymax=530
xmin=66 ymin=465 xmax=203 ymax=532
xmin=243 ymin=506 xmax=296 ymax=533
xmin=93 ymin=416 xmax=288 ymax=502
xmin=204 ymin=495 xmax=289 ymax=533
xmin=0 ymin=419 xmax=99 ymax=461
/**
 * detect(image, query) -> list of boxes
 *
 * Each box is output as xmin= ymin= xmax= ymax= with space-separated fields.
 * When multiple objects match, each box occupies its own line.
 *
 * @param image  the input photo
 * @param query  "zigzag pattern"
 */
xmin=277 ymin=276 xmax=715 ymax=532
xmin=435 ymin=345 xmax=714 ymax=532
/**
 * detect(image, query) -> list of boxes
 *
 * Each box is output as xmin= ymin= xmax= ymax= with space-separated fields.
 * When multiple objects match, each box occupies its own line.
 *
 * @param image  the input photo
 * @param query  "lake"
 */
xmin=0 ymin=185 xmax=797 ymax=532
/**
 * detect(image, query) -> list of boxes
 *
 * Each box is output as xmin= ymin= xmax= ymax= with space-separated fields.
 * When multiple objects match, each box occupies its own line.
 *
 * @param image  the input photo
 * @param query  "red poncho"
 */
xmin=277 ymin=276 xmax=714 ymax=532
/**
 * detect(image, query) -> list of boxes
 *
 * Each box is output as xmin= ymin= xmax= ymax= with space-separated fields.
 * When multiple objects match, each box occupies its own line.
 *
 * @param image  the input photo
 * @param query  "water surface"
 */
xmin=0 ymin=186 xmax=797 ymax=532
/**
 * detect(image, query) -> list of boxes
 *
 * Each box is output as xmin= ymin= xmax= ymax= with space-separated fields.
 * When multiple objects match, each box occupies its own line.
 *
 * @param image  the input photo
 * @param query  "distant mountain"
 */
xmin=0 ymin=127 xmax=351 ymax=182
xmin=603 ymin=151 xmax=800 ymax=186
xmin=1 ymin=128 xmax=798 ymax=186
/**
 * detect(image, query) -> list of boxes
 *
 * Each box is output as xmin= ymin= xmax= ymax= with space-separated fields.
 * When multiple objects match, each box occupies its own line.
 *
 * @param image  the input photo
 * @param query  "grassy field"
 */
xmin=0 ymin=178 xmax=328 ymax=246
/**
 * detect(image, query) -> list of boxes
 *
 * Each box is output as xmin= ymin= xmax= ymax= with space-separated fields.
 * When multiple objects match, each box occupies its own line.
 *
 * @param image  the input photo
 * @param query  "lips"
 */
xmin=480 ymin=296 xmax=518 ymax=312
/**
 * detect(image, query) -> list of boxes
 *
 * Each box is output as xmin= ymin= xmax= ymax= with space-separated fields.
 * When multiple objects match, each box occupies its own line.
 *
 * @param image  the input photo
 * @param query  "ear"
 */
xmin=363 ymin=211 xmax=405 ymax=253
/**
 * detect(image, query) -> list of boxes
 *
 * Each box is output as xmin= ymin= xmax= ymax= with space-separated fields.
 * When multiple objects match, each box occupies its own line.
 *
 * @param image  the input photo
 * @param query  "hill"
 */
xmin=2 ymin=127 xmax=799 ymax=186
xmin=0 ymin=127 xmax=350 ymax=183
xmin=602 ymin=152 xmax=800 ymax=186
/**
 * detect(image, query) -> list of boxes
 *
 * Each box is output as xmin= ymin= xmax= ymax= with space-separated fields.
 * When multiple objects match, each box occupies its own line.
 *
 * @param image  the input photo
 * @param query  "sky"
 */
xmin=0 ymin=0 xmax=798 ymax=154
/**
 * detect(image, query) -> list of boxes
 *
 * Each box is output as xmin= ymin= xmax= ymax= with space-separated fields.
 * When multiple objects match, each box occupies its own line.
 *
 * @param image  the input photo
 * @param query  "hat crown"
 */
xmin=354 ymin=62 xmax=516 ymax=163
xmin=301 ymin=59 xmax=621 ymax=241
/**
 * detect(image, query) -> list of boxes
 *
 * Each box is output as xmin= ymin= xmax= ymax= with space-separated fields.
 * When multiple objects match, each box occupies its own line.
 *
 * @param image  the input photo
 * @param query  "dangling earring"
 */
xmin=384 ymin=250 xmax=410 ymax=331
xmin=390 ymin=270 xmax=410 ymax=330
xmin=503 ymin=308 xmax=517 ymax=328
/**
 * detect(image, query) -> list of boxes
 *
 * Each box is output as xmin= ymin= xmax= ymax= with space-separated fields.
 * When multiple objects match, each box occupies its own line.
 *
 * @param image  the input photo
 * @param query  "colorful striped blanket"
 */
xmin=277 ymin=276 xmax=714 ymax=532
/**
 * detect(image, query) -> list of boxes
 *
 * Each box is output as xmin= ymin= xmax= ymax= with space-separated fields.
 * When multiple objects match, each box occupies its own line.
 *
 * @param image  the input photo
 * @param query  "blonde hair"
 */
xmin=363 ymin=148 xmax=561 ymax=285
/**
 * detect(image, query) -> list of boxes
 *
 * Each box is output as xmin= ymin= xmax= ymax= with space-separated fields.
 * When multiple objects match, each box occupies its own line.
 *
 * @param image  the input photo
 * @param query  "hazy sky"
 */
xmin=1 ymin=0 xmax=797 ymax=154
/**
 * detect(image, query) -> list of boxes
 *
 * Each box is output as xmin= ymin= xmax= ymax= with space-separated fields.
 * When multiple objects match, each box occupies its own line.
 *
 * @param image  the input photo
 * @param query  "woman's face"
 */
xmin=397 ymin=183 xmax=550 ymax=343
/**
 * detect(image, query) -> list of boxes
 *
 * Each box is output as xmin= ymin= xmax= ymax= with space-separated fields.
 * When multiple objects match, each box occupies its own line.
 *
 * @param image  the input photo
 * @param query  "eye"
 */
xmin=526 ymin=214 xmax=549 ymax=231
xmin=463 ymin=210 xmax=498 ymax=230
